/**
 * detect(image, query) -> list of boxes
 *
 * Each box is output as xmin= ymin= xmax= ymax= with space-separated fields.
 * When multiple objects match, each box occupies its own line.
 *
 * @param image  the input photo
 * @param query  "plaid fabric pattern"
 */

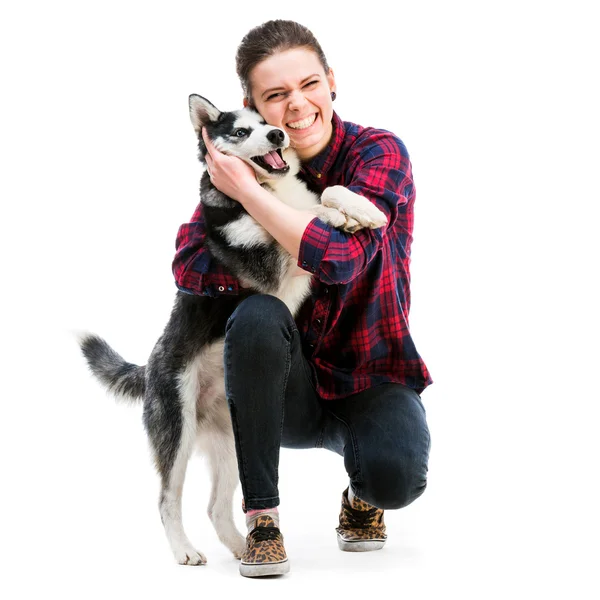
xmin=172 ymin=111 xmax=432 ymax=398
xmin=173 ymin=211 xmax=241 ymax=298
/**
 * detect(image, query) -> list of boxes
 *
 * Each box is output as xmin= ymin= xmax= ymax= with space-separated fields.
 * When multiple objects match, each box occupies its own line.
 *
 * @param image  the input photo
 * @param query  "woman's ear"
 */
xmin=243 ymin=97 xmax=256 ymax=110
xmin=327 ymin=68 xmax=336 ymax=96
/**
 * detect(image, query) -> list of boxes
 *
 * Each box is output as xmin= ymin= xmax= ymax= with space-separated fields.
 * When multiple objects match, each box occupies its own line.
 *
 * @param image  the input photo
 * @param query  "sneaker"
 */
xmin=336 ymin=487 xmax=387 ymax=552
xmin=239 ymin=514 xmax=290 ymax=577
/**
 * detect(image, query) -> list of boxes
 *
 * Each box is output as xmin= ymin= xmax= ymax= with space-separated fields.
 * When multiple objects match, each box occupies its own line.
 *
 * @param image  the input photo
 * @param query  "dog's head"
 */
xmin=189 ymin=94 xmax=297 ymax=181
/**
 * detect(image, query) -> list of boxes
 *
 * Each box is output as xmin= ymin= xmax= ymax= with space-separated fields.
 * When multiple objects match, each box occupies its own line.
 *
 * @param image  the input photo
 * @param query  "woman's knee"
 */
xmin=223 ymin=295 xmax=296 ymax=412
xmin=356 ymin=452 xmax=429 ymax=510
xmin=225 ymin=294 xmax=295 ymax=347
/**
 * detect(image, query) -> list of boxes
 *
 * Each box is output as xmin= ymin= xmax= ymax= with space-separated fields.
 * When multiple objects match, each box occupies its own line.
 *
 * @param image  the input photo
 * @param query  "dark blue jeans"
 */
xmin=223 ymin=294 xmax=431 ymax=511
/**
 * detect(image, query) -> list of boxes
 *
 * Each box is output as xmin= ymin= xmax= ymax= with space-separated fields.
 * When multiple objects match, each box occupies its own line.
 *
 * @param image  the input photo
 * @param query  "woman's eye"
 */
xmin=234 ymin=129 xmax=248 ymax=137
xmin=266 ymin=82 xmax=318 ymax=101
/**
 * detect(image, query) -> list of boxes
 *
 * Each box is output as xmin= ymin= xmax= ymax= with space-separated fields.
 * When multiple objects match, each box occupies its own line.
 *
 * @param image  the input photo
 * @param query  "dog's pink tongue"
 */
xmin=263 ymin=150 xmax=285 ymax=169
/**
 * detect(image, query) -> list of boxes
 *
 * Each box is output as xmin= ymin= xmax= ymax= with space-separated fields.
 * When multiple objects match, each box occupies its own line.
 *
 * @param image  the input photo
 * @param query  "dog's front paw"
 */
xmin=311 ymin=205 xmax=367 ymax=233
xmin=174 ymin=546 xmax=207 ymax=566
xmin=311 ymin=205 xmax=347 ymax=228
xmin=321 ymin=186 xmax=387 ymax=229
xmin=342 ymin=217 xmax=362 ymax=234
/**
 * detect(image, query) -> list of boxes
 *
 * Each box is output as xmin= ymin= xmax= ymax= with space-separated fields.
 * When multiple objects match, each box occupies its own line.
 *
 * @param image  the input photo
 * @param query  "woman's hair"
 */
xmin=236 ymin=20 xmax=330 ymax=106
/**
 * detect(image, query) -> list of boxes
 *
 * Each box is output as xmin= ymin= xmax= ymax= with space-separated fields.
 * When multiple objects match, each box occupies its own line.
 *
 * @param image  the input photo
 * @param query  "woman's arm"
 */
xmin=202 ymin=128 xmax=413 ymax=285
xmin=201 ymin=128 xmax=318 ymax=272
xmin=234 ymin=184 xmax=317 ymax=261
xmin=296 ymin=136 xmax=413 ymax=285
xmin=172 ymin=201 xmax=241 ymax=296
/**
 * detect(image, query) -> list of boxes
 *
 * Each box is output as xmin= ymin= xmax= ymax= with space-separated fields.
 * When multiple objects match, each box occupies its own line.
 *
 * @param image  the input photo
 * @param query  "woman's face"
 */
xmin=245 ymin=47 xmax=336 ymax=161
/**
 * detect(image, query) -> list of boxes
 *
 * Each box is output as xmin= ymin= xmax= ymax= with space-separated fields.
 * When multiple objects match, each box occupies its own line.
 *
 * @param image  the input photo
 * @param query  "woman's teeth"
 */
xmin=287 ymin=113 xmax=317 ymax=130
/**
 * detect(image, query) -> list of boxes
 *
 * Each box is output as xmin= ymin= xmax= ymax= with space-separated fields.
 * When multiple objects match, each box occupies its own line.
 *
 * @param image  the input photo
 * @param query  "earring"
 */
xmin=331 ymin=91 xmax=337 ymax=101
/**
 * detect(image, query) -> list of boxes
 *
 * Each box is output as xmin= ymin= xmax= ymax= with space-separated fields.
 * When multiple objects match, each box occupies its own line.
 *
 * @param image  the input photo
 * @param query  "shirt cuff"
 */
xmin=190 ymin=253 xmax=241 ymax=296
xmin=297 ymin=217 xmax=332 ymax=275
xmin=203 ymin=280 xmax=240 ymax=297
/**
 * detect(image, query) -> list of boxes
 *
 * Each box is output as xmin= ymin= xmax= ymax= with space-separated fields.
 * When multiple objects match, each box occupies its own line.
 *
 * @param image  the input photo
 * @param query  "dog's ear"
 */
xmin=189 ymin=95 xmax=221 ymax=134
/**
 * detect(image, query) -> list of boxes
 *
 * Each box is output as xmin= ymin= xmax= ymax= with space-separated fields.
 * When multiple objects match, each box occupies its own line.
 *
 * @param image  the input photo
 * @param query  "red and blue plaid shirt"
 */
xmin=173 ymin=110 xmax=432 ymax=398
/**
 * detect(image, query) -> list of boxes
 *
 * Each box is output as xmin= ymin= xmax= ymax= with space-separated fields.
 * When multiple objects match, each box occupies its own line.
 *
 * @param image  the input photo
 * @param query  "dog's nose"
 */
xmin=267 ymin=129 xmax=285 ymax=145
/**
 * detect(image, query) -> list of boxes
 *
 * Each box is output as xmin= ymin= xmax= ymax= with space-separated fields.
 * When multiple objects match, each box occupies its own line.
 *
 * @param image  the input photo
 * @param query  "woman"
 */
xmin=173 ymin=19 xmax=432 ymax=577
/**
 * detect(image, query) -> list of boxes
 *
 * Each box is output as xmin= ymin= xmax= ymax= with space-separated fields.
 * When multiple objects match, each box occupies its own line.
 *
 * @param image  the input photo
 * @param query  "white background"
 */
xmin=1 ymin=0 xmax=598 ymax=597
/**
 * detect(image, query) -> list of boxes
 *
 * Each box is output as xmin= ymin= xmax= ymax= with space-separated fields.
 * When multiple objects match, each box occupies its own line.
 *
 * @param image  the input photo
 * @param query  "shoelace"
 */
xmin=250 ymin=526 xmax=282 ymax=543
xmin=342 ymin=504 xmax=380 ymax=529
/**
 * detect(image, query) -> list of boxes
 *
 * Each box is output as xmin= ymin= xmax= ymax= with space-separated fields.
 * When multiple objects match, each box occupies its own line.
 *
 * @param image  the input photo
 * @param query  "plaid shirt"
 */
xmin=173 ymin=110 xmax=432 ymax=398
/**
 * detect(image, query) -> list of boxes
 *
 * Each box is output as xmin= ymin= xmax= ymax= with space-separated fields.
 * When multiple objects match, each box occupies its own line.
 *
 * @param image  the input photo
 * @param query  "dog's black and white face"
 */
xmin=189 ymin=94 xmax=291 ymax=180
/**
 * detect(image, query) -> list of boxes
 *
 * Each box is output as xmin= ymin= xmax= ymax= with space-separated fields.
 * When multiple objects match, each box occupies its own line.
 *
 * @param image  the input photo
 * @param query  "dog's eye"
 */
xmin=234 ymin=129 xmax=249 ymax=138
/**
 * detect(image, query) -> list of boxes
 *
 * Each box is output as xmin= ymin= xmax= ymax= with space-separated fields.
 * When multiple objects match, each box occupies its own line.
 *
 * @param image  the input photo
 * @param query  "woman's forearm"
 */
xmin=241 ymin=184 xmax=317 ymax=265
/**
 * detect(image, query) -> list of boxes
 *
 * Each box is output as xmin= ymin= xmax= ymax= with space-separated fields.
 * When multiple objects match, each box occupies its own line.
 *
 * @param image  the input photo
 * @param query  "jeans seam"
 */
xmin=315 ymin=427 xmax=324 ymax=448
xmin=295 ymin=329 xmax=318 ymax=395
xmin=327 ymin=410 xmax=362 ymax=483
xmin=224 ymin=346 xmax=250 ymax=501
xmin=275 ymin=325 xmax=294 ymax=487
xmin=315 ymin=406 xmax=332 ymax=449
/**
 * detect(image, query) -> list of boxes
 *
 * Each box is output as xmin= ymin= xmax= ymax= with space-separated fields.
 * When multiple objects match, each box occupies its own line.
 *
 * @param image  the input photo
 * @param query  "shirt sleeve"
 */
xmin=297 ymin=131 xmax=414 ymax=285
xmin=172 ymin=201 xmax=241 ymax=297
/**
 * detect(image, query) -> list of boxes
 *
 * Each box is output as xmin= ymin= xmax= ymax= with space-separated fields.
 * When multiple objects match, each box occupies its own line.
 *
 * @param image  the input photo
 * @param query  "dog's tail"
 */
xmin=75 ymin=331 xmax=146 ymax=404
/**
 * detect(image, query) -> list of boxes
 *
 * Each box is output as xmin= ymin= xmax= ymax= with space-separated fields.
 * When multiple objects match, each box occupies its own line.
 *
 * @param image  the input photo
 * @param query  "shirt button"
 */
xmin=315 ymin=319 xmax=322 ymax=325
xmin=218 ymin=286 xmax=225 ymax=292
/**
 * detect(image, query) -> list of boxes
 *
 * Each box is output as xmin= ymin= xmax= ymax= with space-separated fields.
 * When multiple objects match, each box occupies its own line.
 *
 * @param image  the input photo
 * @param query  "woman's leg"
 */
xmin=320 ymin=382 xmax=431 ymax=509
xmin=223 ymin=294 xmax=323 ymax=512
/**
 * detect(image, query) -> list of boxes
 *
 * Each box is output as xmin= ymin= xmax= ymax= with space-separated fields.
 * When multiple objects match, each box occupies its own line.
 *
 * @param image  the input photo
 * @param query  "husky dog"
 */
xmin=78 ymin=95 xmax=386 ymax=566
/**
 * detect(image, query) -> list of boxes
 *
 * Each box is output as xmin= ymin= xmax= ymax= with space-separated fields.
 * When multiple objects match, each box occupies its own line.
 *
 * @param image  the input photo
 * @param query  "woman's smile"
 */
xmin=286 ymin=112 xmax=318 ymax=130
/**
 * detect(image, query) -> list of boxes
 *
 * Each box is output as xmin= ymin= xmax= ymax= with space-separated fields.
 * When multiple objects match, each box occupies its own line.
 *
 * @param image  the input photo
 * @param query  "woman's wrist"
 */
xmin=241 ymin=185 xmax=317 ymax=259
xmin=235 ymin=180 xmax=267 ymax=207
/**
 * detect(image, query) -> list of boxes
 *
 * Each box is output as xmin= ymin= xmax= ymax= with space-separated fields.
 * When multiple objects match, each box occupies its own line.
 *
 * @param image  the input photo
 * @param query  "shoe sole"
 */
xmin=239 ymin=559 xmax=290 ymax=577
xmin=337 ymin=534 xmax=386 ymax=552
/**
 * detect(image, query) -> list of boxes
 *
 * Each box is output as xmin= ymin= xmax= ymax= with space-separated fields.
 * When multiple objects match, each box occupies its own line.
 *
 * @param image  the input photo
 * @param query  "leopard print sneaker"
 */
xmin=239 ymin=514 xmax=290 ymax=577
xmin=336 ymin=487 xmax=387 ymax=552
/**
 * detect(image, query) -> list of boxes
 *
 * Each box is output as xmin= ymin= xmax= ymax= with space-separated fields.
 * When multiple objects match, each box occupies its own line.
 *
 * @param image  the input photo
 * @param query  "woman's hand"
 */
xmin=202 ymin=127 xmax=260 ymax=203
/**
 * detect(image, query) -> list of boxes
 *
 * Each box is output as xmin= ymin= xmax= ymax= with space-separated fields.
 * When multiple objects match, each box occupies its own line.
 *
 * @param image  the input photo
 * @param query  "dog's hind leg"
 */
xmin=159 ymin=420 xmax=206 ymax=565
xmin=144 ymin=362 xmax=207 ymax=565
xmin=200 ymin=423 xmax=246 ymax=559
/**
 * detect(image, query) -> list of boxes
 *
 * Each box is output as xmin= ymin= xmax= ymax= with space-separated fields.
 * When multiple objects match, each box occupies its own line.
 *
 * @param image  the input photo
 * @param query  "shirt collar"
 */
xmin=300 ymin=110 xmax=345 ymax=179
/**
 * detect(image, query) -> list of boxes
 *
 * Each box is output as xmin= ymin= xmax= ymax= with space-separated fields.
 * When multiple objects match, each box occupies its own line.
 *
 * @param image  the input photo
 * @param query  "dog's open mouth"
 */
xmin=251 ymin=149 xmax=289 ymax=173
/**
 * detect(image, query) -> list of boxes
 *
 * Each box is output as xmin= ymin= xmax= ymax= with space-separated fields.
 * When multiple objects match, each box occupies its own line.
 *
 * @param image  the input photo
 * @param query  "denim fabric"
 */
xmin=223 ymin=294 xmax=431 ymax=511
